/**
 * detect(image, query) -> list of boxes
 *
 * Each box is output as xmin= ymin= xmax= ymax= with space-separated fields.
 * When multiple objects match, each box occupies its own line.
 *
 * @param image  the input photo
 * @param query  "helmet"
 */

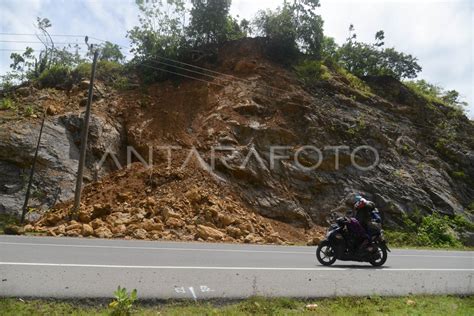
xmin=354 ymin=196 xmax=367 ymax=209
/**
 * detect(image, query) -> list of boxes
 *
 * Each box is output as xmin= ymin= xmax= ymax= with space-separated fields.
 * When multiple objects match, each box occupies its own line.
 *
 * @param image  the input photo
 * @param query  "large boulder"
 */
xmin=0 ymin=112 xmax=124 ymax=218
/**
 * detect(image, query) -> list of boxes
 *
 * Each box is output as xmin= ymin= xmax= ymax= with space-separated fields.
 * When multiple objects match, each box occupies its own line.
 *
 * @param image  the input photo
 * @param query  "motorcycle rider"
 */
xmin=353 ymin=195 xmax=376 ymax=233
xmin=331 ymin=193 xmax=380 ymax=254
xmin=340 ymin=216 xmax=373 ymax=254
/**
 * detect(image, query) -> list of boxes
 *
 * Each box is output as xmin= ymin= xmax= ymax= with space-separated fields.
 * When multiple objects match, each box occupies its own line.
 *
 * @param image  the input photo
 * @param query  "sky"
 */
xmin=0 ymin=0 xmax=472 ymax=117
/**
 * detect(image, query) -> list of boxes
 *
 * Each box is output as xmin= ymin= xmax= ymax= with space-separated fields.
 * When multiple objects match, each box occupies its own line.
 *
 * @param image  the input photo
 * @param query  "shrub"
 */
xmin=113 ymin=77 xmax=132 ymax=91
xmin=336 ymin=66 xmax=373 ymax=96
xmin=109 ymin=286 xmax=137 ymax=316
xmin=37 ymin=65 xmax=71 ymax=88
xmin=24 ymin=105 xmax=35 ymax=117
xmin=417 ymin=212 xmax=461 ymax=247
xmin=96 ymin=60 xmax=124 ymax=82
xmin=295 ymin=60 xmax=333 ymax=86
xmin=0 ymin=214 xmax=20 ymax=234
xmin=0 ymin=97 xmax=16 ymax=110
xmin=295 ymin=60 xmax=321 ymax=84
xmin=72 ymin=62 xmax=92 ymax=81
xmin=451 ymin=171 xmax=466 ymax=180
xmin=404 ymin=79 xmax=467 ymax=114
xmin=73 ymin=61 xmax=124 ymax=83
xmin=386 ymin=211 xmax=471 ymax=248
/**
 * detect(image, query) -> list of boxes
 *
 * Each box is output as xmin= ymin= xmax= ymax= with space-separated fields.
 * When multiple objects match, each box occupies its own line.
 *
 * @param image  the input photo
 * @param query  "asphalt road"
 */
xmin=0 ymin=235 xmax=472 ymax=299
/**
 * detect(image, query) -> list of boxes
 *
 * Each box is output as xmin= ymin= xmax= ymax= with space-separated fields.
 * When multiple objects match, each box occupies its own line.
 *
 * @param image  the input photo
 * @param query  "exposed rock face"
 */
xmin=1 ymin=38 xmax=473 ymax=241
xmin=0 ymin=112 xmax=123 ymax=217
xmin=116 ymin=38 xmax=473 ymax=227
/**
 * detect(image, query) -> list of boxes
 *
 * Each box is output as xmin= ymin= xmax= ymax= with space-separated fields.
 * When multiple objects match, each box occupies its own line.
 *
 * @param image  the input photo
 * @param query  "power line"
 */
xmin=0 ymin=32 xmax=296 ymax=95
xmin=138 ymin=61 xmax=305 ymax=111
xmin=0 ymin=49 xmax=29 ymax=52
xmin=0 ymin=40 xmax=89 ymax=45
xmin=2 ymin=32 xmax=284 ymax=91
xmin=122 ymin=48 xmax=295 ymax=95
xmin=147 ymin=58 xmax=231 ymax=82
xmin=138 ymin=62 xmax=225 ymax=88
xmin=0 ymin=32 xmax=106 ymax=42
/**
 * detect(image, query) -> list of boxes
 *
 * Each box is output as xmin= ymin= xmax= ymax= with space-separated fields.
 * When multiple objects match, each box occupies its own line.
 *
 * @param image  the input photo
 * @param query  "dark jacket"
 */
xmin=355 ymin=201 xmax=375 ymax=227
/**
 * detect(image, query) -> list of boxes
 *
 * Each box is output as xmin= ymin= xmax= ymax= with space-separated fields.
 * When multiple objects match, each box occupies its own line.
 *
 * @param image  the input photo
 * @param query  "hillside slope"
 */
xmin=1 ymin=38 xmax=473 ymax=243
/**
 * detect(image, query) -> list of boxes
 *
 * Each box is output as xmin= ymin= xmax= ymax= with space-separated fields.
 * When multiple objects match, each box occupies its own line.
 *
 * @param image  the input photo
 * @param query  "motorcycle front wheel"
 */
xmin=369 ymin=246 xmax=388 ymax=267
xmin=316 ymin=240 xmax=337 ymax=266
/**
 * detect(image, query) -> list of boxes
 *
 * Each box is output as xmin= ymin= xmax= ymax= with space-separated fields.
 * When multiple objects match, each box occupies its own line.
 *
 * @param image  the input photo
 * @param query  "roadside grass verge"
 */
xmin=385 ymin=230 xmax=474 ymax=251
xmin=384 ymin=211 xmax=474 ymax=251
xmin=0 ymin=295 xmax=473 ymax=315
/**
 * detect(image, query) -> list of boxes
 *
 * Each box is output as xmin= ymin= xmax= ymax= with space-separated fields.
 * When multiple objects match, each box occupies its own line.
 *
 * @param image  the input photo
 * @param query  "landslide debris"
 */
xmin=32 ymin=163 xmax=324 ymax=244
xmin=1 ymin=38 xmax=472 ymax=244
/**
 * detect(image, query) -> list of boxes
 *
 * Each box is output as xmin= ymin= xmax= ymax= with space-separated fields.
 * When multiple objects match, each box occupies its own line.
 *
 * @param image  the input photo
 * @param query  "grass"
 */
xmin=335 ymin=66 xmax=374 ymax=97
xmin=385 ymin=230 xmax=474 ymax=251
xmin=0 ymin=97 xmax=16 ymax=110
xmin=384 ymin=212 xmax=474 ymax=250
xmin=0 ymin=296 xmax=473 ymax=315
xmin=0 ymin=213 xmax=20 ymax=234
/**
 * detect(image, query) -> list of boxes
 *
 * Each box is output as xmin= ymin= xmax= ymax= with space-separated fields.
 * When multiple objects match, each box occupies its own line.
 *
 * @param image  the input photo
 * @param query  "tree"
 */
xmin=254 ymin=0 xmax=324 ymax=61
xmin=338 ymin=25 xmax=421 ymax=79
xmin=254 ymin=5 xmax=299 ymax=61
xmin=292 ymin=0 xmax=324 ymax=57
xmin=320 ymin=36 xmax=339 ymax=61
xmin=187 ymin=0 xmax=232 ymax=45
xmin=99 ymin=42 xmax=125 ymax=62
xmin=127 ymin=0 xmax=187 ymax=61
xmin=36 ymin=17 xmax=54 ymax=69
xmin=442 ymin=90 xmax=467 ymax=108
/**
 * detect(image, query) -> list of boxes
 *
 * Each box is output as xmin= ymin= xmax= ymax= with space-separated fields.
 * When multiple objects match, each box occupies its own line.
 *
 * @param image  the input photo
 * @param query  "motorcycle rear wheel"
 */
xmin=369 ymin=246 xmax=388 ymax=267
xmin=316 ymin=241 xmax=337 ymax=266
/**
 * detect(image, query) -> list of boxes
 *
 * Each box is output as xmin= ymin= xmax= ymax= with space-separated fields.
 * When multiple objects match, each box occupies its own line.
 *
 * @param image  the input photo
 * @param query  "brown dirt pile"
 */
xmin=30 ymin=161 xmax=324 ymax=244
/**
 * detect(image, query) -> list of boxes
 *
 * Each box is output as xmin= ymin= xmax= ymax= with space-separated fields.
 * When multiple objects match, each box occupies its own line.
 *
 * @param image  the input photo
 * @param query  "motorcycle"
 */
xmin=316 ymin=212 xmax=390 ymax=267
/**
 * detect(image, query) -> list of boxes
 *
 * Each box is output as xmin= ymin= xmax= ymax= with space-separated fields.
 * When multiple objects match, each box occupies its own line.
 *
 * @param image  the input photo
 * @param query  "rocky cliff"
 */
xmin=1 ymin=38 xmax=472 ymax=242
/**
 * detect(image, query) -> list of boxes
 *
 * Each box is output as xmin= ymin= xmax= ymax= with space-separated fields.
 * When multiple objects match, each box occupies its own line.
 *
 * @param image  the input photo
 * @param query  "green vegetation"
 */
xmin=37 ymin=65 xmax=71 ymax=88
xmin=404 ymin=79 xmax=467 ymax=113
xmin=295 ymin=60 xmax=323 ymax=84
xmin=452 ymin=171 xmax=467 ymax=180
xmin=386 ymin=211 xmax=474 ymax=249
xmin=0 ymin=97 xmax=16 ymax=110
xmin=109 ymin=286 xmax=137 ymax=316
xmin=346 ymin=115 xmax=367 ymax=136
xmin=96 ymin=42 xmax=125 ymax=63
xmin=336 ymin=26 xmax=421 ymax=80
xmin=0 ymin=1 xmax=468 ymax=116
xmin=188 ymin=0 xmax=233 ymax=46
xmin=335 ymin=66 xmax=373 ymax=96
xmin=0 ymin=213 xmax=19 ymax=234
xmin=24 ymin=104 xmax=36 ymax=117
xmin=0 ymin=16 xmax=127 ymax=90
xmin=0 ymin=296 xmax=472 ymax=315
xmin=254 ymin=0 xmax=323 ymax=62
xmin=468 ymin=202 xmax=474 ymax=212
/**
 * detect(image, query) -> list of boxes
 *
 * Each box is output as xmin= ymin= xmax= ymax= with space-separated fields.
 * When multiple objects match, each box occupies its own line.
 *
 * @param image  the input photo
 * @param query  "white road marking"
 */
xmin=0 ymin=241 xmax=472 ymax=259
xmin=189 ymin=287 xmax=197 ymax=302
xmin=0 ymin=262 xmax=473 ymax=271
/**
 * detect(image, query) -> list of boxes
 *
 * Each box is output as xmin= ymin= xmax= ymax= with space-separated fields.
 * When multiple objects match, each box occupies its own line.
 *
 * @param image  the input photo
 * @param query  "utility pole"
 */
xmin=72 ymin=49 xmax=99 ymax=216
xmin=20 ymin=110 xmax=47 ymax=223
